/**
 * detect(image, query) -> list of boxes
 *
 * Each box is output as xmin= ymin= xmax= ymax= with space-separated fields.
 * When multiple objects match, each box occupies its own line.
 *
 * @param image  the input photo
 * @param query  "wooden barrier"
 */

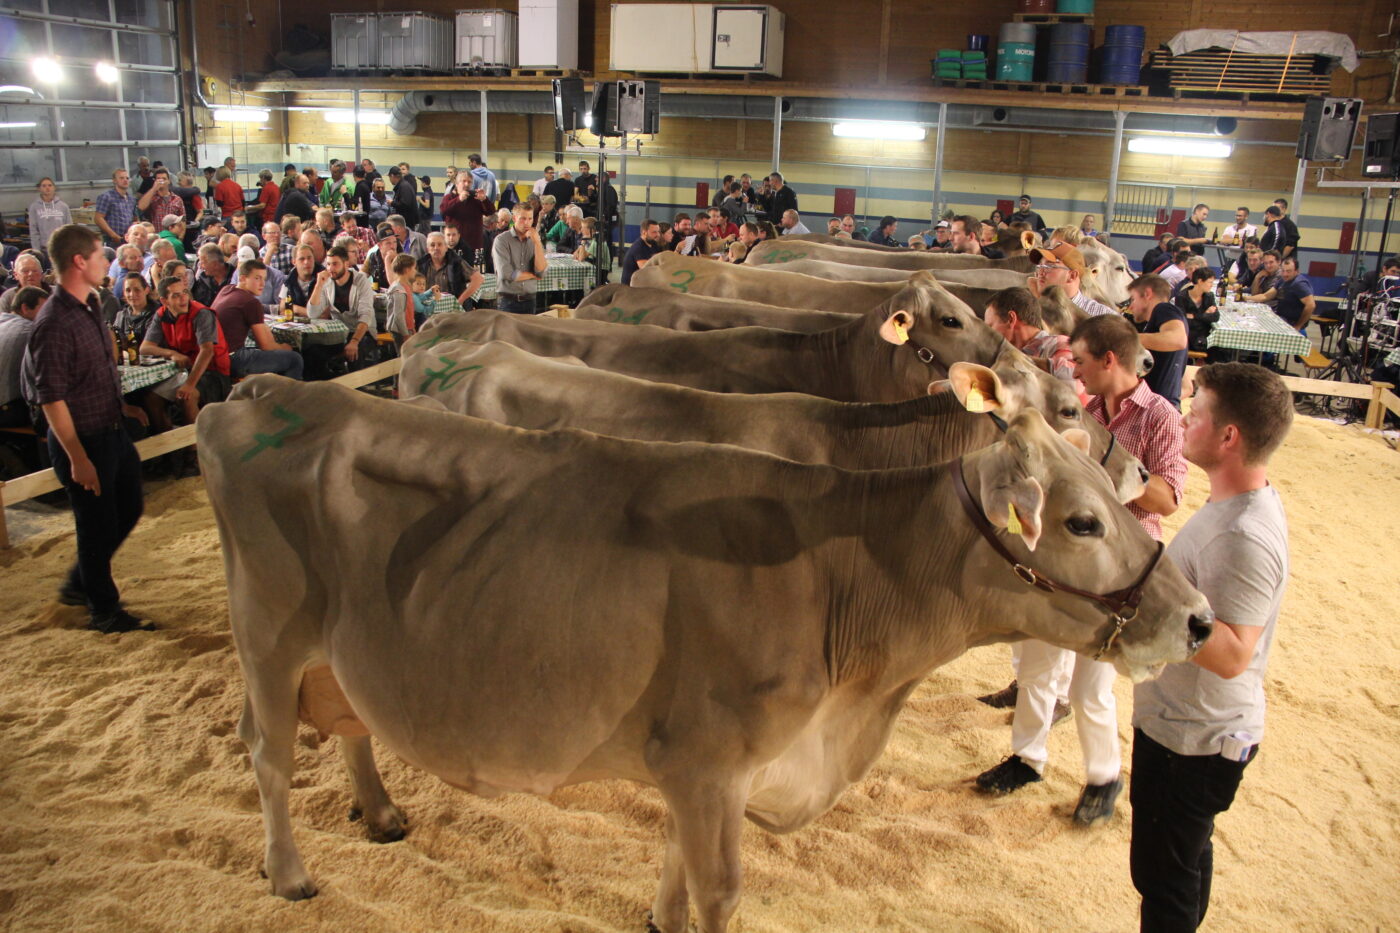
xmin=0 ymin=359 xmax=403 ymax=549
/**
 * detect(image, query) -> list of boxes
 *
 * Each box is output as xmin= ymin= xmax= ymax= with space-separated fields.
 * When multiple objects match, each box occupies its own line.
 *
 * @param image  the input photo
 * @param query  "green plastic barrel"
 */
xmin=1056 ymin=0 xmax=1094 ymax=12
xmin=996 ymin=42 xmax=1035 ymax=81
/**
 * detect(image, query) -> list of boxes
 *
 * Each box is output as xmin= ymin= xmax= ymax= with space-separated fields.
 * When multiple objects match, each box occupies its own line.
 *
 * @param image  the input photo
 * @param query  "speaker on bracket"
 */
xmin=588 ymin=80 xmax=661 ymax=137
xmin=552 ymin=77 xmax=588 ymax=133
xmin=1361 ymin=112 xmax=1400 ymax=180
xmin=1296 ymin=96 xmax=1363 ymax=162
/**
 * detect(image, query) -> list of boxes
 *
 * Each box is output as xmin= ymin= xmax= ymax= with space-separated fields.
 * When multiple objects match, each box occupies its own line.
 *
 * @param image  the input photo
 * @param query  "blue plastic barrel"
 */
xmin=1099 ymin=24 xmax=1145 ymax=85
xmin=1046 ymin=23 xmax=1091 ymax=84
xmin=967 ymin=34 xmax=989 ymax=51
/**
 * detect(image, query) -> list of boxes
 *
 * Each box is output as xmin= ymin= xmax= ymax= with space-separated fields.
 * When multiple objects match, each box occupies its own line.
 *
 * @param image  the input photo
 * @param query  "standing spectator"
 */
xmin=191 ymin=243 xmax=233 ymax=307
xmin=319 ymin=159 xmax=355 ymax=212
xmin=1009 ymin=195 xmax=1046 ymax=233
xmin=1222 ymin=207 xmax=1257 ymax=245
xmin=1272 ymin=198 xmax=1300 ymax=258
xmin=26 ymin=224 xmax=152 ymax=632
xmin=720 ymin=183 xmax=747 ymax=225
xmin=417 ymin=232 xmax=482 ymax=309
xmin=779 ymin=210 xmax=810 ymax=236
xmin=254 ymin=169 xmax=280 ymax=223
xmin=467 ymin=153 xmax=499 ymax=202
xmin=767 ymin=172 xmax=798 ymax=218
xmin=1258 ymin=206 xmax=1288 ymax=257
xmin=364 ymin=176 xmax=392 ymax=228
xmin=359 ymin=158 xmax=381 ymax=187
xmin=544 ymin=168 xmax=575 ymax=208
xmin=94 ymin=169 xmax=139 ymax=247
xmin=1131 ymin=363 xmax=1291 ymax=933
xmin=388 ymin=166 xmax=421 ymax=228
xmin=1080 ymin=214 xmax=1100 ymax=238
xmin=275 ymin=173 xmax=316 ymax=225
xmin=202 ymin=166 xmax=218 ymax=201
xmin=481 ymin=209 xmax=511 ymax=275
xmin=981 ymin=286 xmax=1079 ymax=389
xmin=532 ymin=165 xmax=555 ymax=197
xmin=384 ymin=252 xmax=419 ymax=340
xmin=138 ymin=167 xmax=184 ymax=225
xmin=573 ymin=160 xmax=597 ymax=208
xmin=1273 ymin=256 xmax=1315 ymax=333
xmin=302 ymin=166 xmax=324 ymax=197
xmin=439 ymin=171 xmax=494 ymax=260
xmin=621 ymin=219 xmax=661 ymax=285
xmin=132 ymin=155 xmax=154 ymax=194
xmin=213 ymin=259 xmax=304 ymax=381
xmin=1128 ymin=273 xmax=1189 ymax=408
xmin=869 ymin=215 xmax=900 ymax=247
xmin=140 ymin=274 xmax=232 ymax=428
xmin=171 ymin=171 xmax=206 ymax=226
xmin=492 ymin=204 xmax=547 ymax=314
xmin=950 ymin=214 xmax=996 ymax=258
xmin=0 ymin=285 xmax=46 ymax=427
xmin=278 ymin=163 xmax=300 ymax=194
xmin=416 ymin=174 xmax=435 ymax=236
xmin=28 ymin=177 xmax=72 ymax=253
xmin=1141 ymin=233 xmax=1172 ymax=276
xmin=1175 ymin=203 xmax=1211 ymax=256
xmin=212 ymin=167 xmax=244 ymax=218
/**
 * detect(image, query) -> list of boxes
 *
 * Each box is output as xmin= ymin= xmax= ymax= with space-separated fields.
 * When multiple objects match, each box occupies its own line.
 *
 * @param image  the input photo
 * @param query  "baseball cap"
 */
xmin=375 ymin=223 xmax=396 ymax=240
xmin=935 ymin=220 xmax=950 ymax=229
xmin=202 ymin=216 xmax=225 ymax=230
xmin=1028 ymin=242 xmax=1087 ymax=277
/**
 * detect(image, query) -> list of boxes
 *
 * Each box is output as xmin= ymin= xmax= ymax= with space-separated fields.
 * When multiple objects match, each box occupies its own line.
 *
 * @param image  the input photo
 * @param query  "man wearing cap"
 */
xmin=1027 ymin=242 xmax=1118 ymax=317
xmin=194 ymin=216 xmax=227 ymax=251
xmin=932 ymin=221 xmax=952 ymax=250
xmin=1009 ymin=195 xmax=1046 ymax=234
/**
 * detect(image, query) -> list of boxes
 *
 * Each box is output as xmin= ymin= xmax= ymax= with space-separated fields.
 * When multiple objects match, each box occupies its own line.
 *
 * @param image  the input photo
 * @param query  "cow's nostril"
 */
xmin=1187 ymin=612 xmax=1214 ymax=650
xmin=1137 ymin=465 xmax=1150 ymax=484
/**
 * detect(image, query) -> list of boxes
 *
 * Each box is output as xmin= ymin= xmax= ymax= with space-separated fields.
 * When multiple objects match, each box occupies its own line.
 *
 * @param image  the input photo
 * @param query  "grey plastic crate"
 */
xmin=331 ymin=13 xmax=379 ymax=72
xmin=379 ymin=12 xmax=453 ymax=73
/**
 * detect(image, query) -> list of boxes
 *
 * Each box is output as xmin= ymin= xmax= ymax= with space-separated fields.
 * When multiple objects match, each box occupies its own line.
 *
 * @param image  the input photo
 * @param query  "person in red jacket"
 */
xmin=439 ymin=171 xmax=495 ymax=265
xmin=213 ymin=166 xmax=245 ymax=218
xmin=138 ymin=275 xmax=232 ymax=430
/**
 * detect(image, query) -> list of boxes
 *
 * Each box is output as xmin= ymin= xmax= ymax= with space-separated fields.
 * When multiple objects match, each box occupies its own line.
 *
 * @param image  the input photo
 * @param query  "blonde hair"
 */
xmin=215 ymin=166 xmax=232 ymax=182
xmin=1050 ymin=225 xmax=1082 ymax=246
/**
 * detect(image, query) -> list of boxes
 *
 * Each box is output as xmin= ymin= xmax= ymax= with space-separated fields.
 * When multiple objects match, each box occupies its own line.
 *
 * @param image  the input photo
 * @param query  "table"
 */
xmin=1211 ymin=242 xmax=1244 ymax=271
xmin=1206 ymin=302 xmax=1311 ymax=358
xmin=118 ymin=359 xmax=177 ymax=395
xmin=478 ymin=255 xmax=596 ymax=304
xmin=261 ymin=315 xmax=349 ymax=350
xmin=1385 ymin=347 xmax=1400 ymax=368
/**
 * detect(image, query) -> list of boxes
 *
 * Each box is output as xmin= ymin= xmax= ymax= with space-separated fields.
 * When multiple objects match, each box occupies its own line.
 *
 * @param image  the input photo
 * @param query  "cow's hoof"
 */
xmin=364 ymin=805 xmax=409 ymax=844
xmin=272 ymin=878 xmax=319 ymax=901
xmin=644 ymin=910 xmax=663 ymax=933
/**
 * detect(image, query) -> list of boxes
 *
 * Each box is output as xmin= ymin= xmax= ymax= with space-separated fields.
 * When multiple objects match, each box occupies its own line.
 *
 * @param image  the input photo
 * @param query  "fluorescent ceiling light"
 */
xmin=1128 ymin=137 xmax=1233 ymax=158
xmin=94 ymin=62 xmax=119 ymax=84
xmin=31 ymin=57 xmax=61 ymax=83
xmin=213 ymin=108 xmax=269 ymax=123
xmin=0 ymin=84 xmax=37 ymax=96
xmin=832 ymin=120 xmax=926 ymax=141
xmin=323 ymin=109 xmax=391 ymax=125
xmin=0 ymin=121 xmax=38 ymax=129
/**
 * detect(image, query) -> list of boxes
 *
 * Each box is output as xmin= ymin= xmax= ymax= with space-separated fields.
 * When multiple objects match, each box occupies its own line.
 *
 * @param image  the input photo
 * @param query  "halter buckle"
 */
xmin=1093 ymin=612 xmax=1131 ymax=661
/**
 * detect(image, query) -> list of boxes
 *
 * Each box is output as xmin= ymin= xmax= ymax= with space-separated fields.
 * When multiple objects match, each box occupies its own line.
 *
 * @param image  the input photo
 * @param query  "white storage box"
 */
xmin=331 ymin=13 xmax=379 ymax=72
xmin=711 ymin=5 xmax=783 ymax=75
xmin=379 ymin=12 xmax=453 ymax=73
xmin=519 ymin=0 xmax=578 ymax=70
xmin=610 ymin=4 xmax=783 ymax=77
xmin=455 ymin=9 xmax=518 ymax=71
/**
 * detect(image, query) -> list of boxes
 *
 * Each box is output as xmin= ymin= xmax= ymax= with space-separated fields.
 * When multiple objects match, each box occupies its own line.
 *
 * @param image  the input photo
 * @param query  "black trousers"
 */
xmin=1130 ymin=729 xmax=1256 ymax=933
xmin=47 ymin=426 xmax=144 ymax=615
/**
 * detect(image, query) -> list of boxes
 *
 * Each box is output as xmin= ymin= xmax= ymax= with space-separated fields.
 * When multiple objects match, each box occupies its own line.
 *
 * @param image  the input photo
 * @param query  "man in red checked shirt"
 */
xmin=137 ymin=167 xmax=185 ymax=226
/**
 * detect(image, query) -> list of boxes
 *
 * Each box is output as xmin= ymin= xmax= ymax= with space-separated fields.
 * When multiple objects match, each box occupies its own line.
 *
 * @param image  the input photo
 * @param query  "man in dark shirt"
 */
xmin=1258 ymin=207 xmax=1288 ymax=257
xmin=869 ymin=216 xmax=901 ymax=247
xmin=1273 ymin=198 xmax=1300 ymax=259
xmin=275 ymin=173 xmax=316 ymax=224
xmin=1175 ymin=203 xmax=1210 ymax=256
xmin=25 ymin=224 xmax=151 ymax=633
xmin=574 ymin=161 xmax=598 ymax=209
xmin=213 ymin=259 xmax=304 ymax=380
xmin=1009 ymin=195 xmax=1046 ymax=234
xmin=388 ymin=166 xmax=421 ymax=228
xmin=543 ymin=170 xmax=576 ymax=209
xmin=1274 ymin=257 xmax=1315 ymax=330
xmin=621 ymin=220 xmax=661 ymax=286
xmin=191 ymin=243 xmax=233 ymax=307
xmin=767 ymin=173 xmax=798 ymax=219
xmin=1128 ymin=273 xmax=1189 ymax=408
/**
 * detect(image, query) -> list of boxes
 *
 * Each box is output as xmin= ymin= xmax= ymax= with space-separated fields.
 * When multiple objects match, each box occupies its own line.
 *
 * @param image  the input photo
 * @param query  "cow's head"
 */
xmin=875 ymin=272 xmax=1003 ymax=381
xmin=1078 ymin=239 xmax=1134 ymax=307
xmin=940 ymin=346 xmax=1148 ymax=504
xmin=961 ymin=409 xmax=1211 ymax=681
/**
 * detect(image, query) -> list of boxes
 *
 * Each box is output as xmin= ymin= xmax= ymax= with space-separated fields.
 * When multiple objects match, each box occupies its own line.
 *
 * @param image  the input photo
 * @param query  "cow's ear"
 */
xmin=948 ymin=362 xmax=1005 ymax=413
xmin=879 ymin=310 xmax=914 ymax=346
xmin=981 ymin=474 xmax=1045 ymax=551
xmin=1060 ymin=428 xmax=1092 ymax=455
xmin=909 ymin=270 xmax=937 ymax=286
xmin=927 ymin=378 xmax=953 ymax=396
xmin=1020 ymin=230 xmax=1038 ymax=251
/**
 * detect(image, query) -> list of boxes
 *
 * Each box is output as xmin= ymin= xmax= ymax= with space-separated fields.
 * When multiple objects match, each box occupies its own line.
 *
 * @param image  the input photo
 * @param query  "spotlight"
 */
xmin=31 ymin=57 xmax=62 ymax=84
xmin=95 ymin=62 xmax=119 ymax=84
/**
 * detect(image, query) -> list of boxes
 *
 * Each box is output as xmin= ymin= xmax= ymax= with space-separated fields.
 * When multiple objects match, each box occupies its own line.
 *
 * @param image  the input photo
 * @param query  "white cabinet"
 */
xmin=712 ymin=6 xmax=782 ymax=74
xmin=519 ymin=0 xmax=578 ymax=70
xmin=609 ymin=4 xmax=783 ymax=77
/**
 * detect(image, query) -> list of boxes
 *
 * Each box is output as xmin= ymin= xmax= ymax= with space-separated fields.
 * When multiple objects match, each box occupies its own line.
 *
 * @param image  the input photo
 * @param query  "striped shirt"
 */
xmin=95 ymin=187 xmax=139 ymax=243
xmin=1085 ymin=379 xmax=1186 ymax=540
xmin=1072 ymin=290 xmax=1118 ymax=318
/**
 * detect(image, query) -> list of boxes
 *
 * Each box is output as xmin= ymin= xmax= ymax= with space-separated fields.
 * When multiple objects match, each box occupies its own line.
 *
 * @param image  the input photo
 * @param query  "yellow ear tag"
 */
xmin=1005 ymin=502 xmax=1023 ymax=536
xmin=966 ymin=386 xmax=986 ymax=413
xmin=892 ymin=321 xmax=909 ymax=345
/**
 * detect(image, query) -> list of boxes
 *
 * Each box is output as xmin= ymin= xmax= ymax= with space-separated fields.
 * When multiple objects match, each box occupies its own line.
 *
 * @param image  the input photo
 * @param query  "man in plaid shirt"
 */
xmin=94 ymin=168 xmax=139 ymax=247
xmin=137 ymin=167 xmax=185 ymax=226
xmin=260 ymin=221 xmax=295 ymax=276
xmin=976 ymin=313 xmax=1185 ymax=827
xmin=338 ymin=211 xmax=376 ymax=254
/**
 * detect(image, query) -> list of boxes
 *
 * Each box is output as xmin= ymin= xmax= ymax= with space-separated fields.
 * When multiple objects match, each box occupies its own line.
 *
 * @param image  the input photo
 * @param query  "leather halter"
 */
xmin=987 ymin=412 xmax=1116 ymax=470
xmin=949 ymin=457 xmax=1165 ymax=661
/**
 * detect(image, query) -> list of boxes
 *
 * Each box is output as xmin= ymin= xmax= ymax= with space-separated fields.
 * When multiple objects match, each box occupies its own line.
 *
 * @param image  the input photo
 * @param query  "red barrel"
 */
xmin=1017 ymin=0 xmax=1054 ymax=13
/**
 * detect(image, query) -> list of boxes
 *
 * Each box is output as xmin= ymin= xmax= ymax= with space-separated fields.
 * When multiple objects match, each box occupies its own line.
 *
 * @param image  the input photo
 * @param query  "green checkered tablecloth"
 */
xmin=1207 ymin=303 xmax=1311 ymax=357
xmin=118 ymin=360 xmax=177 ymax=394
xmin=1386 ymin=348 xmax=1400 ymax=368
xmin=478 ymin=255 xmax=596 ymax=303
xmin=260 ymin=315 xmax=350 ymax=350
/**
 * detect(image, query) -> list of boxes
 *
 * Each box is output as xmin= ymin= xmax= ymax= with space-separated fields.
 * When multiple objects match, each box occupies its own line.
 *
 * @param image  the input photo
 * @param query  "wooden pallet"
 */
xmin=1011 ymin=12 xmax=1093 ymax=23
xmin=1146 ymin=49 xmax=1335 ymax=96
xmin=627 ymin=71 xmax=770 ymax=82
xmin=932 ymin=77 xmax=1147 ymax=96
xmin=509 ymin=68 xmax=579 ymax=78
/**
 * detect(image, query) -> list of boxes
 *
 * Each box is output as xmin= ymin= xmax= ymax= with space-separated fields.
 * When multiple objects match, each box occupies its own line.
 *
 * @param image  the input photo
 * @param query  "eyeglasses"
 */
xmin=1036 ymin=263 xmax=1070 ymax=274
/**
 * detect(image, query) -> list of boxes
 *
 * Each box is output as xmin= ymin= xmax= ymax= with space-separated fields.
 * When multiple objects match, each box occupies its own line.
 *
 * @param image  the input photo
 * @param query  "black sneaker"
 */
xmin=57 ymin=582 xmax=88 ymax=607
xmin=88 ymin=609 xmax=156 ymax=634
xmin=1051 ymin=699 xmax=1073 ymax=727
xmin=975 ymin=755 xmax=1042 ymax=795
xmin=977 ymin=680 xmax=1018 ymax=709
xmin=1072 ymin=777 xmax=1124 ymax=826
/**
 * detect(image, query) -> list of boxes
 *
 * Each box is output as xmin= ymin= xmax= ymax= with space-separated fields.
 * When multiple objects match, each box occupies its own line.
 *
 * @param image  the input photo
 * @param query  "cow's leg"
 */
xmin=238 ymin=683 xmax=317 ymax=900
xmin=647 ymin=812 xmax=689 ymax=933
xmin=656 ymin=776 xmax=747 ymax=933
xmin=340 ymin=735 xmax=408 ymax=843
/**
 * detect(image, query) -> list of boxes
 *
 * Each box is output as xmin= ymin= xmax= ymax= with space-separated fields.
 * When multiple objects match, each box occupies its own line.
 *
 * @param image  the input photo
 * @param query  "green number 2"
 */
xmin=669 ymin=270 xmax=696 ymax=293
xmin=762 ymin=249 xmax=806 ymax=265
xmin=606 ymin=306 xmax=651 ymax=325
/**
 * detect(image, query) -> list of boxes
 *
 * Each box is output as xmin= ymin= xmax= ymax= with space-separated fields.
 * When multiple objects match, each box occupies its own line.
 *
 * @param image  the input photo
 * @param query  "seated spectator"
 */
xmin=362 ymin=224 xmax=399 ymax=289
xmin=908 ymin=235 xmax=928 ymax=250
xmin=332 ymin=235 xmax=362 ymax=270
xmin=279 ymin=213 xmax=303 ymax=247
xmin=214 ymin=259 xmax=304 ymax=380
xmin=1158 ymin=249 xmax=1192 ymax=290
xmin=670 ymin=213 xmax=693 ymax=252
xmin=228 ymin=209 xmax=257 ymax=245
xmin=732 ymin=223 xmax=760 ymax=264
xmin=418 ymin=231 xmax=482 ymax=309
xmin=1172 ymin=256 xmax=1208 ymax=297
xmin=388 ymin=214 xmax=426 ymax=260
xmin=1141 ymin=233 xmax=1172 ymax=274
xmin=218 ymin=232 xmax=240 ymax=263
xmin=283 ymin=244 xmax=321 ymax=311
xmin=1274 ymin=256 xmax=1315 ymax=332
xmin=260 ymin=221 xmax=294 ymax=276
xmin=340 ymin=211 xmax=377 ymax=254
xmin=573 ymin=217 xmax=600 ymax=265
xmin=0 ymin=252 xmax=49 ymax=314
xmin=113 ymin=274 xmax=159 ymax=355
xmin=621 ymin=219 xmax=662 ymax=286
xmin=725 ymin=241 xmax=748 ymax=263
xmin=758 ymin=221 xmax=779 ymax=241
xmin=230 ymin=244 xmax=285 ymax=316
xmin=0 ymin=285 xmax=46 ymax=428
xmin=932 ymin=221 xmax=952 ymax=249
xmin=194 ymin=216 xmax=226 ymax=250
xmin=546 ymin=205 xmax=585 ymax=254
xmin=988 ymin=208 xmax=1007 ymax=229
xmin=235 ymin=233 xmax=260 ymax=264
xmin=311 ymin=207 xmax=339 ymax=251
xmin=869 ymin=215 xmax=900 ymax=247
xmin=1233 ymin=246 xmax=1263 ymax=291
xmin=212 ymin=167 xmax=244 ymax=218
xmin=157 ymin=214 xmax=186 ymax=255
xmin=707 ymin=207 xmax=739 ymax=242
xmin=779 ymin=210 xmax=810 ymax=236
xmin=191 ymin=243 xmax=233 ymax=306
xmin=1080 ymin=214 xmax=1099 ymax=238
xmin=28 ymin=177 xmax=72 ymax=253
xmin=1175 ymin=266 xmax=1219 ymax=353
xmin=110 ymin=245 xmax=148 ymax=297
xmin=537 ymin=195 xmax=560 ymax=238
xmin=298 ymin=229 xmax=326 ymax=266
xmin=160 ymin=259 xmax=190 ymax=289
xmin=827 ymin=217 xmax=842 ymax=236
xmin=1245 ymin=250 xmax=1284 ymax=308
xmin=148 ymin=238 xmax=177 ymax=277
xmin=305 ymin=245 xmax=376 ymax=373
xmin=140 ymin=274 xmax=232 ymax=428
xmin=384 ymin=252 xmax=419 ymax=341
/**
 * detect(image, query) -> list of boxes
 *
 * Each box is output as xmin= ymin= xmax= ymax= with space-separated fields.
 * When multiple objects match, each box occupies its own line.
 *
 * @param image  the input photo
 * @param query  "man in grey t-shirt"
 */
xmin=1130 ymin=362 xmax=1293 ymax=933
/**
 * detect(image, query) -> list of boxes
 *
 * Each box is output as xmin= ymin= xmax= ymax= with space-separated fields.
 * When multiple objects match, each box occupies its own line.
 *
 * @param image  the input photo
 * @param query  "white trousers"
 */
xmin=1010 ymin=641 xmax=1071 ymax=700
xmin=1010 ymin=640 xmax=1121 ymax=785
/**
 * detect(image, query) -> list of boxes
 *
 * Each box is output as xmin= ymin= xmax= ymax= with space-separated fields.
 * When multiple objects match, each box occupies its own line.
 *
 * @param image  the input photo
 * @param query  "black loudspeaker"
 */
xmin=1295 ymin=97 xmax=1364 ymax=161
xmin=552 ymin=77 xmax=588 ymax=132
xmin=1361 ymin=112 xmax=1400 ymax=179
xmin=588 ymin=80 xmax=661 ymax=136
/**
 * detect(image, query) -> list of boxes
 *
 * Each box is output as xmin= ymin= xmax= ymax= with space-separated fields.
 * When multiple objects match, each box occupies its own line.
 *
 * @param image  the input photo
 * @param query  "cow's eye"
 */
xmin=939 ymin=315 xmax=962 ymax=329
xmin=1059 ymin=407 xmax=1079 ymax=420
xmin=1065 ymin=514 xmax=1103 ymax=537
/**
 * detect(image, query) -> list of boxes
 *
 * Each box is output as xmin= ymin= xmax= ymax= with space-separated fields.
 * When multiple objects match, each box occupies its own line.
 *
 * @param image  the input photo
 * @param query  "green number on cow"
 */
xmin=669 ymin=270 xmax=695 ymax=293
xmin=413 ymin=333 xmax=448 ymax=350
xmin=762 ymin=249 xmax=806 ymax=265
xmin=419 ymin=356 xmax=483 ymax=394
xmin=606 ymin=306 xmax=651 ymax=325
xmin=241 ymin=405 xmax=306 ymax=462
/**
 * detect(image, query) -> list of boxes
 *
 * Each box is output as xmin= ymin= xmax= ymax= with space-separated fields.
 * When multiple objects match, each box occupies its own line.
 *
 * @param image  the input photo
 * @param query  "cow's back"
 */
xmin=633 ymin=252 xmax=904 ymax=313
xmin=574 ymin=284 xmax=856 ymax=333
